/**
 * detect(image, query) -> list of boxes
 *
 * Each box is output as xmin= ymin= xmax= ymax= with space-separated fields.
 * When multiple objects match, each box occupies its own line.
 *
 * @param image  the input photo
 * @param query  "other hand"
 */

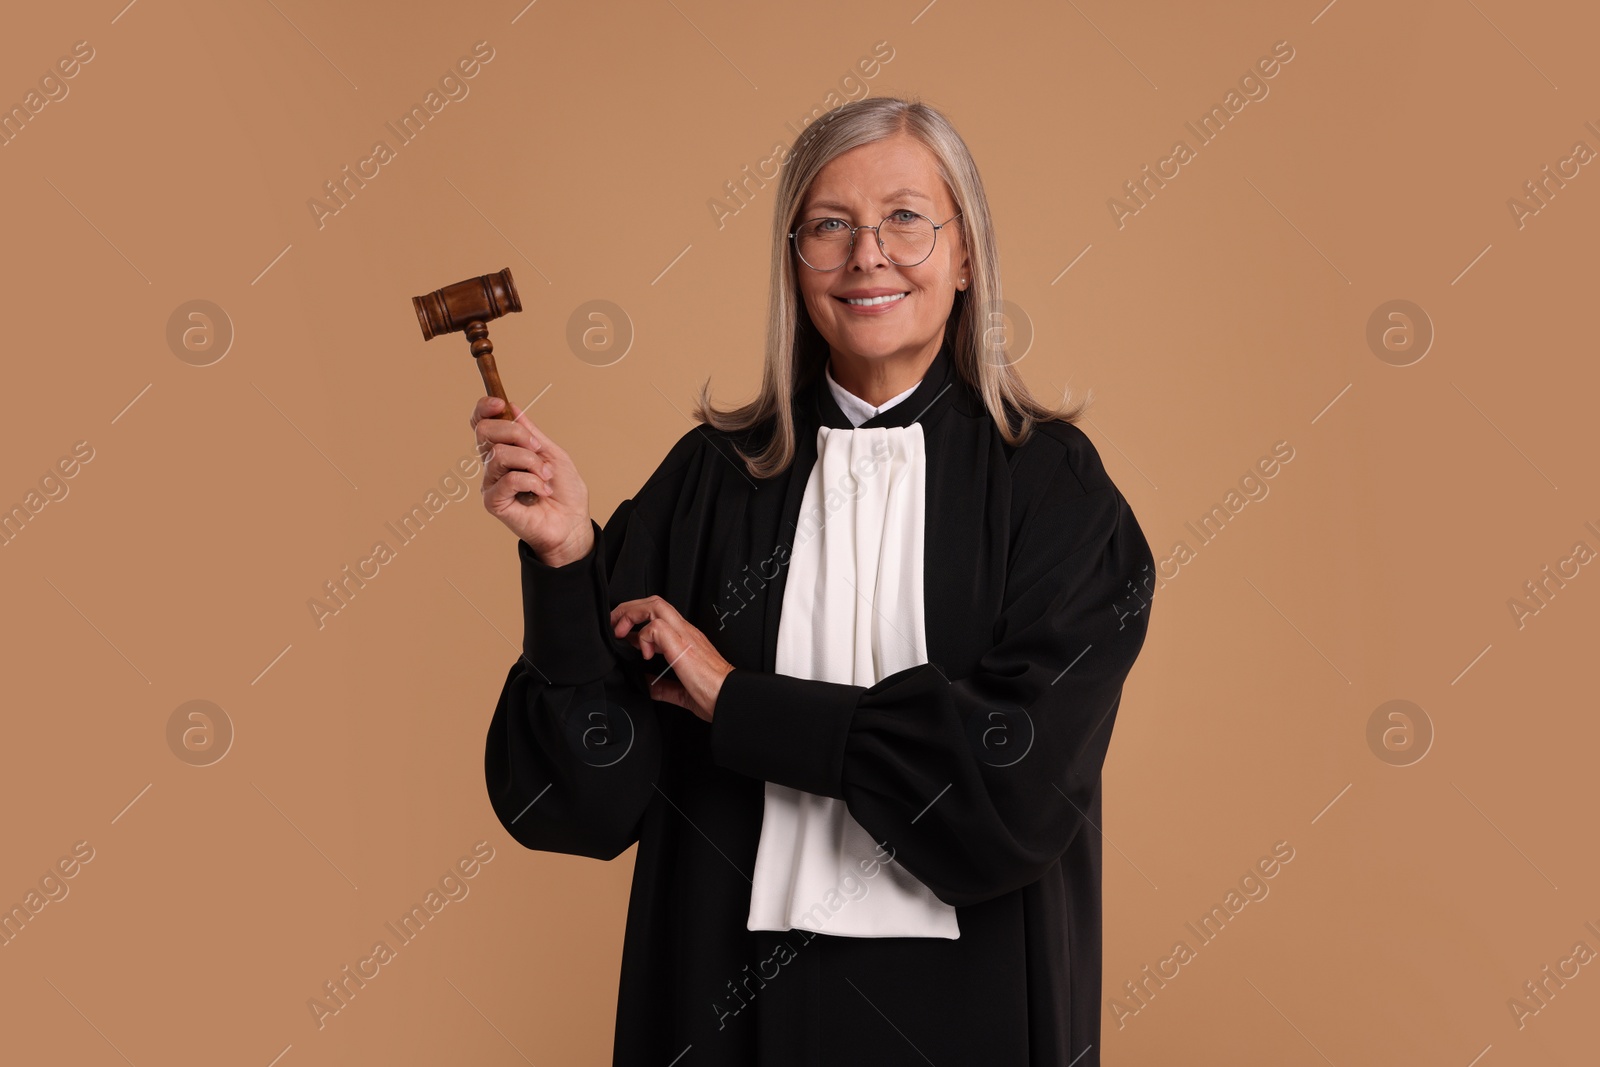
xmin=610 ymin=595 xmax=735 ymax=723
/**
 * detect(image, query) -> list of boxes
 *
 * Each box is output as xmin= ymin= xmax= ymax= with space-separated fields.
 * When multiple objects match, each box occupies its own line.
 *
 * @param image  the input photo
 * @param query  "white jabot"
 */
xmin=824 ymin=359 xmax=921 ymax=428
xmin=743 ymin=411 xmax=960 ymax=939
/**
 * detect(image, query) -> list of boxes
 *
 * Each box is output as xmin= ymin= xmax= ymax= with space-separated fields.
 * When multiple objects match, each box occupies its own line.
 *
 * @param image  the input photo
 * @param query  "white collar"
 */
xmin=825 ymin=359 xmax=922 ymax=427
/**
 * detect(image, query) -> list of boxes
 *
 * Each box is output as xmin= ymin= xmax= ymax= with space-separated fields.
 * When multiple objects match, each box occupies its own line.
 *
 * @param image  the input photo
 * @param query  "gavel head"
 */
xmin=412 ymin=267 xmax=521 ymax=341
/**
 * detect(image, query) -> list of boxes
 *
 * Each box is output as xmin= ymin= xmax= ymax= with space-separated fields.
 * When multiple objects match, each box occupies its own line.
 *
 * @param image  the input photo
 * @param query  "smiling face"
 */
xmin=793 ymin=132 xmax=969 ymax=396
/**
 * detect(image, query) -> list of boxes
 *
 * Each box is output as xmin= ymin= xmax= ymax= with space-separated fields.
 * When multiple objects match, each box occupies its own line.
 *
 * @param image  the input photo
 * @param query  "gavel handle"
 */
xmin=467 ymin=320 xmax=537 ymax=506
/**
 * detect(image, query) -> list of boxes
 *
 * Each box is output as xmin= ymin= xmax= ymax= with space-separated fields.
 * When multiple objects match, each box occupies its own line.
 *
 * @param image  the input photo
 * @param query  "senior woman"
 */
xmin=477 ymin=96 xmax=1155 ymax=1066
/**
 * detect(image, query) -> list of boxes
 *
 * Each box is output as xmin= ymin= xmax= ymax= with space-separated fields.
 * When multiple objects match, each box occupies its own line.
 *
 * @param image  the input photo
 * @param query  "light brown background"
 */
xmin=2 ymin=0 xmax=1596 ymax=1063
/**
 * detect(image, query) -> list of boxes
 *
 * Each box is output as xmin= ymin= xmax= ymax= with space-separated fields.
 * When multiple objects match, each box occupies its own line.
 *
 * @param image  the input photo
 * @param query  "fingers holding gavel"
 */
xmin=471 ymin=395 xmax=594 ymax=567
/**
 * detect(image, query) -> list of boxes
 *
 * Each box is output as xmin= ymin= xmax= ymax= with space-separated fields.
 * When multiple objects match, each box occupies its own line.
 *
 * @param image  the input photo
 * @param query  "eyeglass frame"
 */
xmin=787 ymin=209 xmax=964 ymax=271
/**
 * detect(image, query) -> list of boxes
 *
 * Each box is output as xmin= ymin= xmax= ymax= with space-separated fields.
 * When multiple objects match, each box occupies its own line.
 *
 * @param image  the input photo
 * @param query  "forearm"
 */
xmin=710 ymin=667 xmax=861 ymax=798
xmin=518 ymin=519 xmax=614 ymax=681
xmin=488 ymin=518 xmax=663 ymax=860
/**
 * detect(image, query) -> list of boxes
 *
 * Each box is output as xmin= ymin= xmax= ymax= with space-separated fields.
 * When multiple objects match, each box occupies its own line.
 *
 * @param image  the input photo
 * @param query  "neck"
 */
xmin=827 ymin=339 xmax=940 ymax=407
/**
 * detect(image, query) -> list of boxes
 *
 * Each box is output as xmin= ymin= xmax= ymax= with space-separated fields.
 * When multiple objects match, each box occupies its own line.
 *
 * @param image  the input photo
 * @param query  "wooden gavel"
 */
xmin=412 ymin=267 xmax=535 ymax=505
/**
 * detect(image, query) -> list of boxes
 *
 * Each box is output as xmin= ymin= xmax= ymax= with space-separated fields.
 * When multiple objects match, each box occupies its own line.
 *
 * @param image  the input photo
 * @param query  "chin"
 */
xmin=838 ymin=324 xmax=926 ymax=350
xmin=826 ymin=336 xmax=901 ymax=361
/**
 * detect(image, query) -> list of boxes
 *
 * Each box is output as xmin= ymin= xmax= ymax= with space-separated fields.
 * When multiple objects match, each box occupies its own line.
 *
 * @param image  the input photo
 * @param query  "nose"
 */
xmin=844 ymin=223 xmax=888 ymax=271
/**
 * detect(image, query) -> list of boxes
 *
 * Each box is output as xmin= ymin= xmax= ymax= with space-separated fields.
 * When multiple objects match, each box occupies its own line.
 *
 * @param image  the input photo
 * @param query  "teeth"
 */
xmin=843 ymin=292 xmax=907 ymax=306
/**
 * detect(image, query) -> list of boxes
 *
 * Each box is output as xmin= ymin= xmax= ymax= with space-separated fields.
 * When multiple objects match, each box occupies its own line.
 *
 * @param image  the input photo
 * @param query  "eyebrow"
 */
xmin=802 ymin=187 xmax=932 ymax=215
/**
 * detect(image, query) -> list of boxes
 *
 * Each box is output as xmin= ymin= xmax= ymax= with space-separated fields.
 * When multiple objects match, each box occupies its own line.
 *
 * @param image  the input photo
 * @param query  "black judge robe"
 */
xmin=484 ymin=338 xmax=1156 ymax=1066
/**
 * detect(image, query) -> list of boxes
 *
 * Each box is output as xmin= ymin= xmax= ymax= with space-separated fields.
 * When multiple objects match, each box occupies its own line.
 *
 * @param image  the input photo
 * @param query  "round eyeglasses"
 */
xmin=789 ymin=210 xmax=962 ymax=271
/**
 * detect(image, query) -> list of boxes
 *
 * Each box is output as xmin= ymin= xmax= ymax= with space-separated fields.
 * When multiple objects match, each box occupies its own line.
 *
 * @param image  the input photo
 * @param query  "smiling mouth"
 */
xmin=836 ymin=292 xmax=910 ymax=307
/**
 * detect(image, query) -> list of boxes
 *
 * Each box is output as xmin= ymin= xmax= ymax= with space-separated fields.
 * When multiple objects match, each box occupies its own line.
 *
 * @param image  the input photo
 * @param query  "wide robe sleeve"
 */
xmin=483 ymin=429 xmax=703 ymax=862
xmin=708 ymin=444 xmax=1156 ymax=909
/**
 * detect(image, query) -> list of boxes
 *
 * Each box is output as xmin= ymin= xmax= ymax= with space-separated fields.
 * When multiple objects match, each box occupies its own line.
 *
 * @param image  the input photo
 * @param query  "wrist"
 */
xmin=535 ymin=519 xmax=595 ymax=568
